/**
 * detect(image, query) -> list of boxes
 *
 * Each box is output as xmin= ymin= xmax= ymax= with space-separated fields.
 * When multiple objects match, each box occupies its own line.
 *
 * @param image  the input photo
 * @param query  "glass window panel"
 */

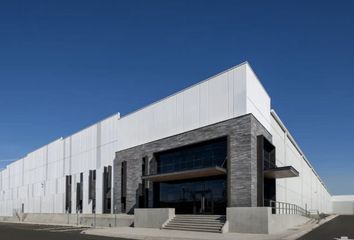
xmin=156 ymin=137 xmax=227 ymax=174
xmin=156 ymin=176 xmax=226 ymax=215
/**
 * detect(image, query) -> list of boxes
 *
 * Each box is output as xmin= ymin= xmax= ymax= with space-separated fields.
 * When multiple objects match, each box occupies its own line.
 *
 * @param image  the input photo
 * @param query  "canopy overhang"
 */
xmin=142 ymin=166 xmax=227 ymax=182
xmin=264 ymin=166 xmax=299 ymax=179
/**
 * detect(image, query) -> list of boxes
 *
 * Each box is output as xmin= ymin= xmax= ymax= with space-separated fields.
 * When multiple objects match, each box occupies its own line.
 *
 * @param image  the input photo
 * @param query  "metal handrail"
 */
xmin=267 ymin=201 xmax=327 ymax=223
xmin=267 ymin=200 xmax=310 ymax=217
xmin=307 ymin=209 xmax=328 ymax=223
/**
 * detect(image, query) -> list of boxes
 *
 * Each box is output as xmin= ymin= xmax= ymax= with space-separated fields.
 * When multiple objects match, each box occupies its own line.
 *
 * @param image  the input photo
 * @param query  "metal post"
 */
xmin=281 ymin=202 xmax=283 ymax=214
xmin=67 ymin=210 xmax=69 ymax=224
xmin=76 ymin=208 xmax=79 ymax=226
xmin=285 ymin=203 xmax=287 ymax=214
xmin=114 ymin=205 xmax=117 ymax=227
xmin=285 ymin=203 xmax=289 ymax=214
xmin=94 ymin=211 xmax=96 ymax=228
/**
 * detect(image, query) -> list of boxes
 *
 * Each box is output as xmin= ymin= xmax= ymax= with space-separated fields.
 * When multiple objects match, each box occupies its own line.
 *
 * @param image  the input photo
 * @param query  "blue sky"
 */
xmin=0 ymin=0 xmax=353 ymax=195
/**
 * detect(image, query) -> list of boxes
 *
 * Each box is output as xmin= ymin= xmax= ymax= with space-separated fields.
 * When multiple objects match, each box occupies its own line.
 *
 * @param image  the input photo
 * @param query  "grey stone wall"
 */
xmin=113 ymin=113 xmax=271 ymax=214
xmin=251 ymin=117 xmax=272 ymax=206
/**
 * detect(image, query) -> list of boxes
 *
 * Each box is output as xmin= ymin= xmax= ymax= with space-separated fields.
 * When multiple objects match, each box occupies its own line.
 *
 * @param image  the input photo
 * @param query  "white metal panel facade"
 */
xmin=270 ymin=111 xmax=332 ymax=213
xmin=332 ymin=195 xmax=354 ymax=215
xmin=245 ymin=64 xmax=271 ymax=131
xmin=0 ymin=113 xmax=120 ymax=216
xmin=116 ymin=63 xmax=255 ymax=151
xmin=0 ymin=62 xmax=334 ymax=216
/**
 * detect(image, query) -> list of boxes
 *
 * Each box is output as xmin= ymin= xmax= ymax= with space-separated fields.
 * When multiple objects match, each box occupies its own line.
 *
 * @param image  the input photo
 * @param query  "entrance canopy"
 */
xmin=142 ymin=166 xmax=226 ymax=182
xmin=264 ymin=166 xmax=299 ymax=179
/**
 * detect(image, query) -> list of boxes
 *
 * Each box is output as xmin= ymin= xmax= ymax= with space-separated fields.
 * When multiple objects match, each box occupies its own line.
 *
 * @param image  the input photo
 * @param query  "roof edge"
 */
xmin=270 ymin=109 xmax=331 ymax=195
xmin=119 ymin=61 xmax=250 ymax=120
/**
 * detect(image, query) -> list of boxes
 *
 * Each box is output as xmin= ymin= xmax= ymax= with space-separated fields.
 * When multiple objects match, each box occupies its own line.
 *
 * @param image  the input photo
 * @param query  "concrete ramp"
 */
xmin=226 ymin=207 xmax=309 ymax=234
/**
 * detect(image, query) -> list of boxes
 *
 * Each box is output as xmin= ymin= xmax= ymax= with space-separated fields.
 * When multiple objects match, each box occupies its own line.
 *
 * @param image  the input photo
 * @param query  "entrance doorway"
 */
xmin=154 ymin=176 xmax=226 ymax=215
xmin=151 ymin=137 xmax=228 ymax=215
xmin=194 ymin=190 xmax=213 ymax=214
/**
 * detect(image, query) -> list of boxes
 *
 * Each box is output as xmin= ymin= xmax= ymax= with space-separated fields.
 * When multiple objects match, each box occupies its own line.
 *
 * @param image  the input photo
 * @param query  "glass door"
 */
xmin=194 ymin=189 xmax=213 ymax=214
xmin=157 ymin=176 xmax=226 ymax=215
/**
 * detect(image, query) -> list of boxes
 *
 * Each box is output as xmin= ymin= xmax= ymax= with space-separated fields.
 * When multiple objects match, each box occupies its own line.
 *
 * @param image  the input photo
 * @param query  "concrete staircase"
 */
xmin=163 ymin=215 xmax=226 ymax=233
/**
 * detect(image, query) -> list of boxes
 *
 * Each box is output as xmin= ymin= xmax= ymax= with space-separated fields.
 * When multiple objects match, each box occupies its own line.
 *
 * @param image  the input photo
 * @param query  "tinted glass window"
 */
xmin=156 ymin=137 xmax=227 ymax=174
xmin=155 ymin=176 xmax=226 ymax=215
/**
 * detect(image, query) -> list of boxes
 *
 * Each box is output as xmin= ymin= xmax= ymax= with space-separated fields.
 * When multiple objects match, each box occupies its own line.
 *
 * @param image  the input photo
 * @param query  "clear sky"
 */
xmin=0 ymin=0 xmax=353 ymax=195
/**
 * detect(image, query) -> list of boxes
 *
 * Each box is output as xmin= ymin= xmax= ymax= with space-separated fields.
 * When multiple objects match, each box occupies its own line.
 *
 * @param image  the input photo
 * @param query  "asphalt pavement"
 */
xmin=0 ymin=222 xmax=130 ymax=240
xmin=298 ymin=215 xmax=354 ymax=240
xmin=2 ymin=216 xmax=354 ymax=240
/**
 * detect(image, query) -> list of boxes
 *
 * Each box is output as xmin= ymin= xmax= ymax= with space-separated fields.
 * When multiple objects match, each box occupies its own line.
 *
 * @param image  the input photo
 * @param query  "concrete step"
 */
xmin=168 ymin=221 xmax=224 ymax=226
xmin=174 ymin=217 xmax=225 ymax=220
xmin=167 ymin=223 xmax=223 ymax=229
xmin=173 ymin=219 xmax=224 ymax=222
xmin=163 ymin=226 xmax=222 ymax=233
xmin=171 ymin=219 xmax=225 ymax=223
xmin=173 ymin=217 xmax=225 ymax=221
xmin=176 ymin=214 xmax=225 ymax=218
xmin=172 ymin=218 xmax=225 ymax=221
xmin=163 ymin=214 xmax=225 ymax=233
xmin=175 ymin=215 xmax=225 ymax=218
xmin=171 ymin=220 xmax=224 ymax=225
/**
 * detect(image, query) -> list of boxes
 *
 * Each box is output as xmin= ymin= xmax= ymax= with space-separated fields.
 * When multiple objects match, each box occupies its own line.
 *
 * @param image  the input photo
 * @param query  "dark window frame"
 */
xmin=121 ymin=161 xmax=127 ymax=213
xmin=155 ymin=137 xmax=228 ymax=175
xmin=89 ymin=170 xmax=96 ymax=213
xmin=65 ymin=175 xmax=72 ymax=213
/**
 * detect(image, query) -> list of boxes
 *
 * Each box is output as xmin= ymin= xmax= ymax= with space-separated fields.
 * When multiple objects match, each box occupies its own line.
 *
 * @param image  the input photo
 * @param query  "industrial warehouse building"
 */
xmin=0 ymin=62 xmax=339 ymax=222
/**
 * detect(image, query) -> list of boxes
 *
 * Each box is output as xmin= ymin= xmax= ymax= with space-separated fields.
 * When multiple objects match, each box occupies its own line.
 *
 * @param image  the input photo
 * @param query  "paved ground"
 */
xmin=298 ymin=215 xmax=354 ymax=240
xmin=0 ymin=215 xmax=346 ymax=240
xmin=82 ymin=216 xmax=338 ymax=240
xmin=0 ymin=222 xmax=129 ymax=240
xmin=83 ymin=226 xmax=286 ymax=240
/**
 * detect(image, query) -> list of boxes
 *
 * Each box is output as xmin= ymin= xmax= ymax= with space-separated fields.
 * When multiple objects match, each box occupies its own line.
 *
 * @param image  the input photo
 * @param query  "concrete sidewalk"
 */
xmin=82 ymin=215 xmax=338 ymax=240
xmin=83 ymin=227 xmax=283 ymax=240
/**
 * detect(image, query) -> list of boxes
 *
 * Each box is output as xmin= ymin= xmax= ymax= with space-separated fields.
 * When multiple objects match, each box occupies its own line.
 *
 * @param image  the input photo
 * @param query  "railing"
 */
xmin=267 ymin=200 xmax=310 ymax=216
xmin=307 ymin=209 xmax=329 ymax=223
xmin=267 ymin=201 xmax=328 ymax=223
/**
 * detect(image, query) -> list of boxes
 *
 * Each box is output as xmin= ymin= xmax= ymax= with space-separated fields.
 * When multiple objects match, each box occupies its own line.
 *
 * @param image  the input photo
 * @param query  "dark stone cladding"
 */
xmin=113 ymin=113 xmax=271 ymax=214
